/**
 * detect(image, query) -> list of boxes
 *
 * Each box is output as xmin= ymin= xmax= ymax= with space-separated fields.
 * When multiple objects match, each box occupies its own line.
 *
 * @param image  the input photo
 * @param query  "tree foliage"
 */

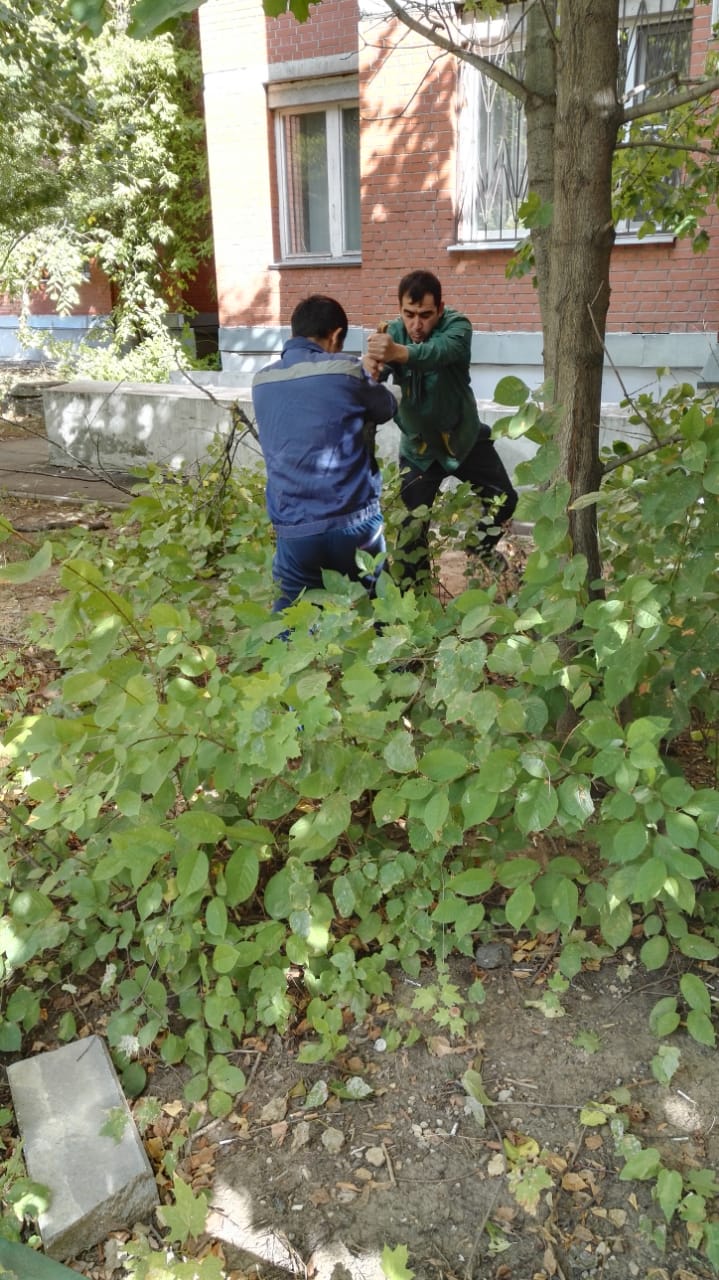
xmin=0 ymin=2 xmax=212 ymax=345
xmin=0 ymin=0 xmax=91 ymax=232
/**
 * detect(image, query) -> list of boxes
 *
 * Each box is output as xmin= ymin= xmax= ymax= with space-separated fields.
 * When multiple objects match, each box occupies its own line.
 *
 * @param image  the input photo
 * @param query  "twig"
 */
xmin=382 ymin=1140 xmax=397 ymax=1186
xmin=531 ymin=932 xmax=561 ymax=984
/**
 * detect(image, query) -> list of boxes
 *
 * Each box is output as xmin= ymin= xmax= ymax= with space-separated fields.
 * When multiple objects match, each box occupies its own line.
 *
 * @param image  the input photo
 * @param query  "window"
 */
xmin=456 ymin=0 xmax=692 ymax=246
xmin=619 ymin=6 xmax=692 ymax=107
xmin=456 ymin=13 xmax=527 ymax=244
xmin=274 ymin=100 xmax=360 ymax=261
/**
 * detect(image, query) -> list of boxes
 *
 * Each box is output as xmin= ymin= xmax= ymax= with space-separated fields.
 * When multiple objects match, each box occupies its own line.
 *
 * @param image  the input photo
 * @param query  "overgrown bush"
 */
xmin=1 ymin=382 xmax=718 ymax=1110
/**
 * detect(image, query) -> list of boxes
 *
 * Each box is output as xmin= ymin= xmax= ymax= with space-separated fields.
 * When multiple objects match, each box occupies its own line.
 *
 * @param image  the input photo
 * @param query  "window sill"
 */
xmin=270 ymin=256 xmax=362 ymax=269
xmin=613 ymin=231 xmax=676 ymax=245
xmin=448 ymin=240 xmax=519 ymax=252
xmin=449 ymin=231 xmax=677 ymax=252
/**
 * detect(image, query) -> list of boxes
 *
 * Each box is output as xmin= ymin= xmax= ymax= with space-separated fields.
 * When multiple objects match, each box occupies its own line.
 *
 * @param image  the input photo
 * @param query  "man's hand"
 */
xmin=367 ymin=332 xmax=409 ymax=365
xmin=362 ymin=354 xmax=383 ymax=380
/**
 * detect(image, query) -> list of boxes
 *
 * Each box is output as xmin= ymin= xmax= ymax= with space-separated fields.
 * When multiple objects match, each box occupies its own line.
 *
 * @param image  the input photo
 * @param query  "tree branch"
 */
xmin=615 ymin=140 xmax=719 ymax=157
xmin=622 ymin=75 xmax=719 ymax=125
xmin=377 ymin=0 xmax=534 ymax=103
xmin=601 ymin=432 xmax=682 ymax=474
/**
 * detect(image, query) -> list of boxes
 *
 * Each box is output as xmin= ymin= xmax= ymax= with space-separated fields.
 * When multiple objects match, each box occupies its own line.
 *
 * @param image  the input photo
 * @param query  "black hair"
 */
xmin=291 ymin=295 xmax=349 ymax=343
xmin=398 ymin=270 xmax=442 ymax=308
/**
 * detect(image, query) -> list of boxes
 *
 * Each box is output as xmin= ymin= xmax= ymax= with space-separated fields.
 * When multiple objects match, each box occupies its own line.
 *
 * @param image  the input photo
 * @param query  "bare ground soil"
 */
xmin=1 ymin=438 xmax=718 ymax=1279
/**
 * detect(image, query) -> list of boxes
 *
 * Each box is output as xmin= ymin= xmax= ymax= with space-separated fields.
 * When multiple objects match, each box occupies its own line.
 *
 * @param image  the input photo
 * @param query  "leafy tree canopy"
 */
xmin=0 ymin=1 xmax=212 ymax=346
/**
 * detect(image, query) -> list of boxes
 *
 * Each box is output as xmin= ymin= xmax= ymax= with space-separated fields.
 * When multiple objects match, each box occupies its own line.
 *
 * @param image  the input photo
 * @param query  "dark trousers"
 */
xmin=397 ymin=436 xmax=518 ymax=581
xmin=272 ymin=512 xmax=385 ymax=612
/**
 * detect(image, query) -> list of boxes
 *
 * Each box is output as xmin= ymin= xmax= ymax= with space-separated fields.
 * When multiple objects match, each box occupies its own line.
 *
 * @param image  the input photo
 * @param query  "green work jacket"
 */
xmin=385 ymin=307 xmax=488 ymax=472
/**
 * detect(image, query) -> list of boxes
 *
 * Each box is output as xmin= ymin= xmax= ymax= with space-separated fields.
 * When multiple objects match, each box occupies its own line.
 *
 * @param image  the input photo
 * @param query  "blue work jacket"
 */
xmin=252 ymin=337 xmax=400 ymax=537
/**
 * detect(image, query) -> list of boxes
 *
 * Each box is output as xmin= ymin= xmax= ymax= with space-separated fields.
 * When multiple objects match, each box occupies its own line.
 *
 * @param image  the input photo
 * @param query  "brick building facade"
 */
xmin=197 ymin=0 xmax=719 ymax=400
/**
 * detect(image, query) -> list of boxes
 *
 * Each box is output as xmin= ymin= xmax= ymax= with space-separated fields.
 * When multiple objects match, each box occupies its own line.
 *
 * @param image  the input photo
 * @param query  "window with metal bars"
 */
xmin=456 ymin=0 xmax=693 ymax=245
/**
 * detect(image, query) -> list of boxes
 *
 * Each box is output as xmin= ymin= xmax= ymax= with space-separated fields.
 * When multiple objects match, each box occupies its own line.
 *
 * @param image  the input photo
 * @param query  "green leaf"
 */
xmin=174 ymin=810 xmax=226 ymax=846
xmin=656 ymin=1167 xmax=682 ymax=1222
xmin=419 ymin=748 xmax=469 ymax=782
xmin=677 ymin=932 xmax=719 ymax=961
xmin=664 ymin=810 xmax=699 ymax=849
xmin=421 ymin=789 xmax=450 ymax=837
xmin=158 ymin=1175 xmax=210 ymax=1244
xmin=448 ymin=866 xmax=495 ymax=898
xmin=704 ymin=1222 xmax=719 ymax=1270
xmin=225 ymin=847 xmax=260 ymax=906
xmin=599 ymin=901 xmax=634 ymax=948
xmin=383 ymin=731 xmax=417 ymax=774
xmin=127 ymin=0 xmax=201 ymax=39
xmin=572 ymin=1030 xmax=601 ymax=1053
xmin=680 ymin=972 xmax=711 ymax=1015
xmin=175 ymin=848 xmax=209 ymax=898
xmin=685 ymin=1008 xmax=716 ymax=1047
xmin=632 ymin=857 xmax=667 ymax=903
xmin=612 ymin=820 xmax=648 ymax=861
xmin=550 ymin=876 xmax=578 ymax=927
xmin=0 ymin=541 xmax=53 ymax=584
xmin=381 ymin=1243 xmax=415 ymax=1280
xmin=619 ymin=1148 xmax=662 ymax=1180
xmin=649 ymin=996 xmax=680 ymax=1037
xmin=650 ymin=1044 xmax=681 ymax=1086
xmin=579 ymin=1102 xmax=615 ymax=1126
xmin=514 ymin=779 xmax=558 ymax=834
xmin=0 ymin=1021 xmax=22 ymax=1053
xmin=640 ymin=934 xmax=669 ymax=972
xmin=264 ymin=868 xmax=292 ymax=919
xmin=505 ymin=881 xmax=535 ymax=930
xmin=461 ymin=785 xmax=498 ymax=827
xmin=208 ymin=1055 xmax=247 ymax=1094
xmin=493 ymin=376 xmax=529 ymax=407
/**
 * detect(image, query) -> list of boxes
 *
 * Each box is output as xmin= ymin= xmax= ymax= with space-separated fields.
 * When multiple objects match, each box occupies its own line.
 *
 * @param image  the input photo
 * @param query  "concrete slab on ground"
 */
xmin=0 ymin=435 xmax=134 ymax=505
xmin=6 ymin=1036 xmax=159 ymax=1260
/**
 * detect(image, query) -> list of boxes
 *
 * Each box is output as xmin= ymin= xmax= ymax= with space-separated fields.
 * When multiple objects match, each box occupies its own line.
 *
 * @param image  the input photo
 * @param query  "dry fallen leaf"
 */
xmin=561 ymin=1172 xmax=588 ymax=1192
xmin=270 ymin=1121 xmax=289 ymax=1147
xmin=291 ymin=1120 xmax=311 ymax=1151
xmin=427 ymin=1035 xmax=469 ymax=1056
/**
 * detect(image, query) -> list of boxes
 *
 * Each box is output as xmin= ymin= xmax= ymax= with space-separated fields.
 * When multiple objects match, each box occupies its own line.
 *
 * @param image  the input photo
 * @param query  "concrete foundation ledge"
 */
xmin=43 ymin=379 xmax=641 ymax=483
xmin=43 ymin=379 xmax=261 ymax=474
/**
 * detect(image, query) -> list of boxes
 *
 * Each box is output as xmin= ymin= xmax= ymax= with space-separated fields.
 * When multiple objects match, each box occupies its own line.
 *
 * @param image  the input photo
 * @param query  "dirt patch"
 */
xmin=7 ymin=955 xmax=717 ymax=1280
xmin=198 ymin=955 xmax=718 ymax=1280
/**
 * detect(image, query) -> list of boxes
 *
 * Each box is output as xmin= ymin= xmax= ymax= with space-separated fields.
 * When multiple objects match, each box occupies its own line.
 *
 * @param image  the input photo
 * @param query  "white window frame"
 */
xmin=454 ymin=0 xmax=693 ymax=250
xmin=455 ymin=10 xmax=526 ymax=247
xmin=615 ymin=3 xmax=693 ymax=237
xmin=269 ymin=76 xmax=360 ymax=264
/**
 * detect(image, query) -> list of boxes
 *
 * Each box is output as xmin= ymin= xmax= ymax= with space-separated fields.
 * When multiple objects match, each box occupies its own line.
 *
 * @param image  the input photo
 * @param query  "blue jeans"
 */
xmin=272 ymin=512 xmax=386 ymax=612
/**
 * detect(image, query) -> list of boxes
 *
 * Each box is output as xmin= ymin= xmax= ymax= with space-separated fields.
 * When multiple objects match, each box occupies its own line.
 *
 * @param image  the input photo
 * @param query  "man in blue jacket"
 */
xmin=367 ymin=270 xmax=517 ymax=583
xmin=252 ymin=295 xmax=401 ymax=611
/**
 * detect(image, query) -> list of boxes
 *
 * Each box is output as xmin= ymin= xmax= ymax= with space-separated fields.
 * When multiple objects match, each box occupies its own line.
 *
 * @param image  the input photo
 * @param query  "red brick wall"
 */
xmin=266 ymin=0 xmax=357 ymax=62
xmin=0 ymin=263 xmax=112 ymax=319
xmin=201 ymin=0 xmax=719 ymax=339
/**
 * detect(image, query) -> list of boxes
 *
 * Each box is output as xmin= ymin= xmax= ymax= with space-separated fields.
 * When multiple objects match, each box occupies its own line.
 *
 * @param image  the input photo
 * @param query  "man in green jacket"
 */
xmin=367 ymin=269 xmax=517 ymax=583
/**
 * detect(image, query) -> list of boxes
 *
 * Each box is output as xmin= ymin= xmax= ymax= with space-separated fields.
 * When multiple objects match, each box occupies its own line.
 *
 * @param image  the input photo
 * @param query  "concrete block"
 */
xmin=7 ymin=1036 xmax=159 ymax=1261
xmin=43 ymin=380 xmax=262 ymax=474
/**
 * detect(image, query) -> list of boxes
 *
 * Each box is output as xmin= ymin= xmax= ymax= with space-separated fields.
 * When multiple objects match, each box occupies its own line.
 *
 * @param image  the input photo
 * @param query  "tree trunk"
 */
xmin=523 ymin=0 xmax=557 ymax=339
xmin=543 ymin=0 xmax=622 ymax=589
